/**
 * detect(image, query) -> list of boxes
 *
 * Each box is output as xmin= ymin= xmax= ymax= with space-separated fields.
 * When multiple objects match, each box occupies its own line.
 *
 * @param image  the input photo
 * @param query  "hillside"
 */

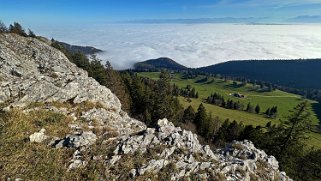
xmin=134 ymin=58 xmax=321 ymax=90
xmin=55 ymin=40 xmax=103 ymax=55
xmin=0 ymin=34 xmax=292 ymax=180
xmin=138 ymin=72 xmax=321 ymax=149
xmin=198 ymin=59 xmax=321 ymax=89
xmin=134 ymin=57 xmax=187 ymax=71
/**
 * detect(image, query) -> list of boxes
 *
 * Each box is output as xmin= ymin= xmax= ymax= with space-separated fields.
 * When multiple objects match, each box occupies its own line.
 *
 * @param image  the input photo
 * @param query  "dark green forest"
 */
xmin=134 ymin=57 xmax=187 ymax=71
xmin=198 ymin=59 xmax=321 ymax=89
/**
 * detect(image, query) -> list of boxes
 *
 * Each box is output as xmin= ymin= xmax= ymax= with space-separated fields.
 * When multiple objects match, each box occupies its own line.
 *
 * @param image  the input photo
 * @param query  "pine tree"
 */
xmin=265 ymin=108 xmax=271 ymax=116
xmin=279 ymin=102 xmax=312 ymax=155
xmin=194 ymin=103 xmax=207 ymax=134
xmin=102 ymin=61 xmax=132 ymax=112
xmin=9 ymin=22 xmax=27 ymax=36
xmin=246 ymin=103 xmax=254 ymax=113
xmin=28 ymin=29 xmax=36 ymax=37
xmin=206 ymin=116 xmax=221 ymax=140
xmin=221 ymin=98 xmax=226 ymax=107
xmin=259 ymin=102 xmax=313 ymax=176
xmin=190 ymin=88 xmax=196 ymax=98
xmin=255 ymin=104 xmax=261 ymax=114
xmin=0 ymin=20 xmax=8 ymax=33
xmin=183 ymin=106 xmax=195 ymax=123
xmin=226 ymin=120 xmax=243 ymax=141
xmin=227 ymin=99 xmax=233 ymax=109
xmin=152 ymin=70 xmax=172 ymax=122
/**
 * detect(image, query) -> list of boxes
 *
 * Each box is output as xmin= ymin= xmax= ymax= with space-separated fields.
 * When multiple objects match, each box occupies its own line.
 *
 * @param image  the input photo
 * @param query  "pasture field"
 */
xmin=138 ymin=72 xmax=321 ymax=148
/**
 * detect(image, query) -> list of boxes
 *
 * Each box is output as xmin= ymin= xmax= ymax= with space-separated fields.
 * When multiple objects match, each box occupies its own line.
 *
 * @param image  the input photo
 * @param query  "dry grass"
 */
xmin=27 ymin=100 xmax=104 ymax=112
xmin=0 ymin=108 xmax=112 ymax=180
xmin=232 ymin=143 xmax=245 ymax=150
xmin=255 ymin=159 xmax=271 ymax=180
xmin=108 ymin=151 xmax=147 ymax=180
xmin=0 ymin=109 xmax=73 ymax=180
xmin=137 ymin=161 xmax=177 ymax=181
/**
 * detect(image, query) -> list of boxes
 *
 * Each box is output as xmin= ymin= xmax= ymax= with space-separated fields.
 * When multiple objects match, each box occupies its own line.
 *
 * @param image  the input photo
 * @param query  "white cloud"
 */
xmin=35 ymin=24 xmax=321 ymax=70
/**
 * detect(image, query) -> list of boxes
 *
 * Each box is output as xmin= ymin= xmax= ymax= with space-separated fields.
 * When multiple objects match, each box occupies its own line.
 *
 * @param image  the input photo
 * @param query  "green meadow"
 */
xmin=138 ymin=72 xmax=321 ymax=149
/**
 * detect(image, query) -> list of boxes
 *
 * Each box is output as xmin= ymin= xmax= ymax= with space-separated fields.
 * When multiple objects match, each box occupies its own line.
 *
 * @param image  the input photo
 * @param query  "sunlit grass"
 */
xmin=138 ymin=72 xmax=321 ymax=149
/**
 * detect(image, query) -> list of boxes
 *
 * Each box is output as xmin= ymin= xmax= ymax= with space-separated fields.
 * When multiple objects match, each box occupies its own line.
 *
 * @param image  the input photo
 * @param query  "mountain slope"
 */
xmin=0 ymin=33 xmax=290 ymax=180
xmin=55 ymin=40 xmax=103 ymax=55
xmin=286 ymin=15 xmax=321 ymax=23
xmin=134 ymin=57 xmax=187 ymax=71
xmin=197 ymin=59 xmax=321 ymax=89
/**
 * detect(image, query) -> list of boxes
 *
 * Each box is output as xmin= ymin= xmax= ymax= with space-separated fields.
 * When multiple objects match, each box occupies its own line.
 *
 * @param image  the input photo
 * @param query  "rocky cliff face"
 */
xmin=0 ymin=33 xmax=291 ymax=180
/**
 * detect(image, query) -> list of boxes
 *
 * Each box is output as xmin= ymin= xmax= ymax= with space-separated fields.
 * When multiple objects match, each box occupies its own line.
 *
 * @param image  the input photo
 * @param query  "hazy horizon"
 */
xmin=33 ymin=23 xmax=321 ymax=70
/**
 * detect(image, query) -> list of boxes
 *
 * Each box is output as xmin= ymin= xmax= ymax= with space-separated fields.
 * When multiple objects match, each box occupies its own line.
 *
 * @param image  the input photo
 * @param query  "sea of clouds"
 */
xmin=35 ymin=24 xmax=321 ymax=69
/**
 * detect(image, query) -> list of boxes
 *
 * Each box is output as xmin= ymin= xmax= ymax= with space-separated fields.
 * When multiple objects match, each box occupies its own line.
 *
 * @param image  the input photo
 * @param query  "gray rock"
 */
xmin=108 ymin=120 xmax=291 ymax=180
xmin=54 ymin=131 xmax=97 ymax=148
xmin=68 ymin=159 xmax=86 ymax=170
xmin=29 ymin=128 xmax=48 ymax=143
xmin=108 ymin=155 xmax=121 ymax=165
xmin=138 ymin=159 xmax=169 ymax=175
xmin=68 ymin=150 xmax=87 ymax=170
xmin=0 ymin=33 xmax=146 ymax=140
xmin=157 ymin=118 xmax=171 ymax=127
xmin=129 ymin=169 xmax=137 ymax=178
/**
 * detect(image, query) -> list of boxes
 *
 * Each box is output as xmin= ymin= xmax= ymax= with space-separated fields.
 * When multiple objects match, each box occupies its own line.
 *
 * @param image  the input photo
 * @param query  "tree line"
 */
xmin=0 ymin=21 xmax=36 ymax=37
xmin=172 ymin=84 xmax=199 ymax=99
xmin=206 ymin=92 xmax=278 ymax=118
xmin=180 ymin=69 xmax=321 ymax=103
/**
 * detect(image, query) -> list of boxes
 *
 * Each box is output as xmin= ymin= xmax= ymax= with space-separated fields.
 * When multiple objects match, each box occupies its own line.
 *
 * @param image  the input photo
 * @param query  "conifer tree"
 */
xmin=0 ymin=20 xmax=8 ymax=33
xmin=194 ymin=103 xmax=207 ymax=134
xmin=246 ymin=103 xmax=254 ymax=113
xmin=255 ymin=104 xmax=261 ymax=114
xmin=265 ymin=108 xmax=271 ymax=116
xmin=183 ymin=106 xmax=195 ymax=123
xmin=152 ymin=70 xmax=172 ymax=122
xmin=28 ymin=29 xmax=36 ymax=37
xmin=279 ymin=102 xmax=312 ymax=155
xmin=9 ymin=22 xmax=27 ymax=36
xmin=102 ymin=61 xmax=131 ymax=112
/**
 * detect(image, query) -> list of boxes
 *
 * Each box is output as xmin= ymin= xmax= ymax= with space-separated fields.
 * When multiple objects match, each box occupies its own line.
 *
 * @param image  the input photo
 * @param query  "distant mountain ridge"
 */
xmin=134 ymin=57 xmax=187 ymax=71
xmin=123 ymin=17 xmax=267 ymax=24
xmin=56 ymin=41 xmax=103 ymax=55
xmin=286 ymin=15 xmax=321 ymax=23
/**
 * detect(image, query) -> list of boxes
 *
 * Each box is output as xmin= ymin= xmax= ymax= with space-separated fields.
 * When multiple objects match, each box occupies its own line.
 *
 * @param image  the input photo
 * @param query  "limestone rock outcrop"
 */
xmin=105 ymin=119 xmax=291 ymax=180
xmin=0 ymin=33 xmax=146 ymax=136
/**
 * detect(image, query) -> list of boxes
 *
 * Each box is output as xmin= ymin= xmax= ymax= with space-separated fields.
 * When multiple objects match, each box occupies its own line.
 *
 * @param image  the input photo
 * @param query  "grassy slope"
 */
xmin=138 ymin=72 xmax=321 ymax=149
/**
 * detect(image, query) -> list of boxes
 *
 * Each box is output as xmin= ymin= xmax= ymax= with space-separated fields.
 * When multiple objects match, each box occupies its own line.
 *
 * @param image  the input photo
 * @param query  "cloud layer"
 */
xmin=35 ymin=24 xmax=321 ymax=69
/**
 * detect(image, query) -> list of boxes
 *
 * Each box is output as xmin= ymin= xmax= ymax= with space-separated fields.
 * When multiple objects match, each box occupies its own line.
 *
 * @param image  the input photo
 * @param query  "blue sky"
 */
xmin=1 ymin=0 xmax=321 ymax=26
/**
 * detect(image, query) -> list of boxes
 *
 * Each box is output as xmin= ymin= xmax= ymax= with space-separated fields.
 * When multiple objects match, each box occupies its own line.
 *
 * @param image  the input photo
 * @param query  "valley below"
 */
xmin=138 ymin=72 xmax=321 ymax=149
